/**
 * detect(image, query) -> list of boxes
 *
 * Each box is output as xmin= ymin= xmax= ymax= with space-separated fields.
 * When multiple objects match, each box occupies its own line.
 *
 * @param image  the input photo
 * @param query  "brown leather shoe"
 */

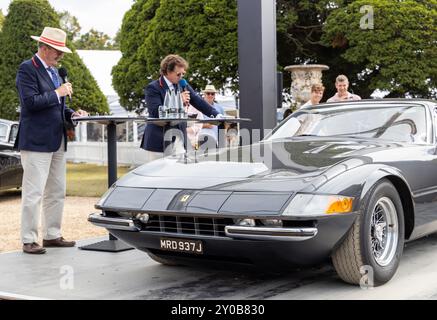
xmin=23 ymin=243 xmax=46 ymax=254
xmin=43 ymin=237 xmax=76 ymax=248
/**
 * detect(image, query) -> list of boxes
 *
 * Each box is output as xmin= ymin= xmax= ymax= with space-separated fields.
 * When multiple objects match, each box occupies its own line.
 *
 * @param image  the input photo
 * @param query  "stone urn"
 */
xmin=284 ymin=64 xmax=329 ymax=107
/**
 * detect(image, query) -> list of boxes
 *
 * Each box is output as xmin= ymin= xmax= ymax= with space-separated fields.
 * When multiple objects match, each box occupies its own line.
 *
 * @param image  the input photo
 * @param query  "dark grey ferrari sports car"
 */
xmin=90 ymin=99 xmax=437 ymax=286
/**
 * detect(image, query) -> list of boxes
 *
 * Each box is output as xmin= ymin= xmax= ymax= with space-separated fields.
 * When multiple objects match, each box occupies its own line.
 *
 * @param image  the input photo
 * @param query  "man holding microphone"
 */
xmin=15 ymin=27 xmax=87 ymax=254
xmin=141 ymin=54 xmax=222 ymax=161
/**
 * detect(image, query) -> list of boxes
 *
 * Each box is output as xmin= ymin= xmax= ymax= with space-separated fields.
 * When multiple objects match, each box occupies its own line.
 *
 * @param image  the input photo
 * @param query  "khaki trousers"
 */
xmin=20 ymin=139 xmax=66 ymax=244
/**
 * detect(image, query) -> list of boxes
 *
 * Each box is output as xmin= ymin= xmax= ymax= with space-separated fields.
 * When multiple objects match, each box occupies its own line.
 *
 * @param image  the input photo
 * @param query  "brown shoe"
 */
xmin=43 ymin=237 xmax=76 ymax=248
xmin=23 ymin=243 xmax=46 ymax=254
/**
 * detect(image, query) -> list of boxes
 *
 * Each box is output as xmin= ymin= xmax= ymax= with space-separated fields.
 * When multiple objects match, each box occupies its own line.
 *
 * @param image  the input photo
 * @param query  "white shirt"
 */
xmin=327 ymin=92 xmax=361 ymax=103
xmin=36 ymin=54 xmax=57 ymax=83
xmin=299 ymin=100 xmax=313 ymax=109
xmin=200 ymin=103 xmax=224 ymax=144
xmin=163 ymin=76 xmax=177 ymax=92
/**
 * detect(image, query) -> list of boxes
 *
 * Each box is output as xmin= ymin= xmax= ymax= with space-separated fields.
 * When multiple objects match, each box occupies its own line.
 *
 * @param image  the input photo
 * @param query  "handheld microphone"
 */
xmin=178 ymin=79 xmax=189 ymax=107
xmin=58 ymin=67 xmax=68 ymax=83
xmin=179 ymin=79 xmax=188 ymax=91
xmin=58 ymin=67 xmax=71 ymax=102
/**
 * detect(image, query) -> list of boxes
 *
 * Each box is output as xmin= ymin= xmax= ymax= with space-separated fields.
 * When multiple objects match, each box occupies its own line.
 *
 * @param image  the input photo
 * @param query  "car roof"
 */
xmin=302 ymin=98 xmax=436 ymax=110
xmin=0 ymin=118 xmax=18 ymax=125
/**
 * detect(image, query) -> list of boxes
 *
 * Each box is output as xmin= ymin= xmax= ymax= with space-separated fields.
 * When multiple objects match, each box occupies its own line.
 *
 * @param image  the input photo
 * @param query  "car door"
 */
xmin=408 ymin=103 xmax=437 ymax=239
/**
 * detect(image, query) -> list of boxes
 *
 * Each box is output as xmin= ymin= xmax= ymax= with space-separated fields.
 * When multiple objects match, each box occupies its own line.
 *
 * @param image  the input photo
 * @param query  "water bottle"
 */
xmin=177 ymin=92 xmax=186 ymax=118
xmin=161 ymin=90 xmax=170 ymax=118
xmin=169 ymin=90 xmax=177 ymax=118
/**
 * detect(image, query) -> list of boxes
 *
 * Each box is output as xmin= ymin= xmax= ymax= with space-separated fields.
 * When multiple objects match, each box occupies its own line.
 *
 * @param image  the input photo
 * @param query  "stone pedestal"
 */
xmin=284 ymin=64 xmax=329 ymax=107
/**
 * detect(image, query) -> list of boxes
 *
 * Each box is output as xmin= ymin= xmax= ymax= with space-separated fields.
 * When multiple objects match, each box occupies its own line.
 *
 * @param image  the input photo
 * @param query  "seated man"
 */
xmin=198 ymin=85 xmax=225 ymax=147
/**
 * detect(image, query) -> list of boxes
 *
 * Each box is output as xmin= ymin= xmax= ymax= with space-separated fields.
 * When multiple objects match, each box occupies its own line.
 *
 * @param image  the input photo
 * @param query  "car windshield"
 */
xmin=267 ymin=104 xmax=428 ymax=144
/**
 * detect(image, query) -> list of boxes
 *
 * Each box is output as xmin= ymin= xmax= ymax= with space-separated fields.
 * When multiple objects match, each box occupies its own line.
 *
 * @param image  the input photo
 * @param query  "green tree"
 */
xmin=112 ymin=0 xmax=161 ymax=111
xmin=322 ymin=0 xmax=437 ymax=98
xmin=59 ymin=11 xmax=117 ymax=50
xmin=59 ymin=10 xmax=81 ymax=42
xmin=113 ymin=0 xmax=436 ymax=112
xmin=112 ymin=0 xmax=237 ymax=111
xmin=75 ymin=28 xmax=113 ymax=50
xmin=0 ymin=10 xmax=5 ymax=31
xmin=273 ymin=0 xmax=436 ymax=99
xmin=0 ymin=0 xmax=108 ymax=120
xmin=276 ymin=0 xmax=372 ymax=99
xmin=112 ymin=29 xmax=121 ymax=50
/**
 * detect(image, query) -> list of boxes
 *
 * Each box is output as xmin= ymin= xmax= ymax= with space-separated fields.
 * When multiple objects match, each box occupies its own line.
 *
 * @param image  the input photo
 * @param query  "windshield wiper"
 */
xmin=294 ymin=134 xmax=319 ymax=137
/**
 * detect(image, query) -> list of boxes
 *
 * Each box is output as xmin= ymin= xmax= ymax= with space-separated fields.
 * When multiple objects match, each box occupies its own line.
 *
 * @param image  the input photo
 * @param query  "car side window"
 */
xmin=434 ymin=107 xmax=437 ymax=142
xmin=9 ymin=124 xmax=18 ymax=144
xmin=0 ymin=123 xmax=7 ymax=142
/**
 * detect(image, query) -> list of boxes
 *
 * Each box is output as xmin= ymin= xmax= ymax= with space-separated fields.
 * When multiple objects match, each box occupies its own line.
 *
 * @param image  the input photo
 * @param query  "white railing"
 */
xmin=66 ymin=141 xmax=149 ymax=166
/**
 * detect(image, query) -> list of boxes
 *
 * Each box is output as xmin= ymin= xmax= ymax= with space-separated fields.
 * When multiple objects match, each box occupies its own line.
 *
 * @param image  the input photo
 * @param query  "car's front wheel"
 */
xmin=332 ymin=179 xmax=405 ymax=286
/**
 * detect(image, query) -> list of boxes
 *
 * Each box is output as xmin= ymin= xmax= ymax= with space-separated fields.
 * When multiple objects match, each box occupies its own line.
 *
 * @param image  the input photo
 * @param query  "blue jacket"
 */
xmin=141 ymin=76 xmax=219 ymax=152
xmin=14 ymin=55 xmax=74 ymax=152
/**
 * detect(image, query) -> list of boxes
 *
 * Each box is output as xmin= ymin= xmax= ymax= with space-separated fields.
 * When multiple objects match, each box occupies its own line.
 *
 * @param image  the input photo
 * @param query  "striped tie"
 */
xmin=47 ymin=67 xmax=60 ymax=88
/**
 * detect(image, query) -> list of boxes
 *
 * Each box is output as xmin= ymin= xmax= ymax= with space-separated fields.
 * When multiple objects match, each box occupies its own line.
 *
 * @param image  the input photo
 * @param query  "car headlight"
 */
xmin=282 ymin=194 xmax=354 ymax=217
xmin=136 ymin=213 xmax=150 ymax=224
xmin=233 ymin=219 xmax=256 ymax=227
xmin=96 ymin=185 xmax=116 ymax=208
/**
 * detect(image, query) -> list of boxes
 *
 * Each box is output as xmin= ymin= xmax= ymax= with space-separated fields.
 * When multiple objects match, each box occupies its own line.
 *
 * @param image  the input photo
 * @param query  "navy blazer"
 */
xmin=14 ymin=55 xmax=74 ymax=152
xmin=141 ymin=76 xmax=219 ymax=152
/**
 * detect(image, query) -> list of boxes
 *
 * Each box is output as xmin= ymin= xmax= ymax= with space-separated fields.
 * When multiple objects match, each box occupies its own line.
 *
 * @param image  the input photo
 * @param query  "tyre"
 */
xmin=332 ymin=179 xmax=405 ymax=286
xmin=147 ymin=251 xmax=181 ymax=266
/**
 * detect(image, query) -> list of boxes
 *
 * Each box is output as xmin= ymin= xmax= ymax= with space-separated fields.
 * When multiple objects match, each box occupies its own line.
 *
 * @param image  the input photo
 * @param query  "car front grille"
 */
xmin=143 ymin=215 xmax=234 ymax=238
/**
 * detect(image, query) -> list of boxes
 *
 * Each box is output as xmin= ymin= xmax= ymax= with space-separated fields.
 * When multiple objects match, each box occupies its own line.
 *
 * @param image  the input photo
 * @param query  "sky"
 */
xmin=0 ymin=0 xmax=134 ymax=38
xmin=77 ymin=50 xmax=121 ymax=96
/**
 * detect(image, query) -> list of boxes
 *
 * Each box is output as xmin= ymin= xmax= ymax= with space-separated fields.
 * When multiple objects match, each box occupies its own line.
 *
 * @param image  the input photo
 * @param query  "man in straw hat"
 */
xmin=15 ymin=27 xmax=88 ymax=254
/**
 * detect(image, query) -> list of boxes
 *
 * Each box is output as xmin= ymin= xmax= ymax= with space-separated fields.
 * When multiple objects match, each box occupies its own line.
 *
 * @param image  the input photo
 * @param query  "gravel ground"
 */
xmin=0 ymin=191 xmax=107 ymax=253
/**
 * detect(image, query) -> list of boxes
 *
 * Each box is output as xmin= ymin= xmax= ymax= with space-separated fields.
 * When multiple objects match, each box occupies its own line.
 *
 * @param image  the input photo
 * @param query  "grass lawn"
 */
xmin=66 ymin=163 xmax=131 ymax=197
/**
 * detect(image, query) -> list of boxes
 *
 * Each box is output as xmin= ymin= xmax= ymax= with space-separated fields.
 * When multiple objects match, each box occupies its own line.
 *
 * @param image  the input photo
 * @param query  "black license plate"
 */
xmin=160 ymin=237 xmax=203 ymax=254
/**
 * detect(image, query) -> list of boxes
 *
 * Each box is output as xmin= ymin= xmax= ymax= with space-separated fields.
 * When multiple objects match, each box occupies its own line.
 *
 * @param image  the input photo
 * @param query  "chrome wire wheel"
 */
xmin=333 ymin=179 xmax=405 ymax=286
xmin=370 ymin=196 xmax=399 ymax=267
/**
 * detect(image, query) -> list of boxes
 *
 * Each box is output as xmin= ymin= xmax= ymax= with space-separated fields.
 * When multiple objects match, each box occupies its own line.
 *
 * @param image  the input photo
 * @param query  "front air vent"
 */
xmin=143 ymin=214 xmax=234 ymax=237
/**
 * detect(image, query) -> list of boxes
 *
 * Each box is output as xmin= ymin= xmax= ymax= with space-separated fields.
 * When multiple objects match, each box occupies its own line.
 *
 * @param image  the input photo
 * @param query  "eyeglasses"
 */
xmin=205 ymin=92 xmax=215 ymax=96
xmin=47 ymin=46 xmax=64 ymax=55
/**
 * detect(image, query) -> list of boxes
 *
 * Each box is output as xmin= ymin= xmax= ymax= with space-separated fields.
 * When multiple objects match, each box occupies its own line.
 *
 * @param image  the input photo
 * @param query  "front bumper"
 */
xmin=89 ymin=213 xmax=356 ymax=269
xmin=89 ymin=212 xmax=357 ymax=267
xmin=89 ymin=213 xmax=140 ymax=231
xmin=89 ymin=213 xmax=318 ymax=241
xmin=225 ymin=225 xmax=317 ymax=241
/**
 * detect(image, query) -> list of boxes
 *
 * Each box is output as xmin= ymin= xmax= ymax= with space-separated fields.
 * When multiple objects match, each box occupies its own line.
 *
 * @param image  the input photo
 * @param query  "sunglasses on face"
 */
xmin=205 ymin=92 xmax=215 ymax=96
